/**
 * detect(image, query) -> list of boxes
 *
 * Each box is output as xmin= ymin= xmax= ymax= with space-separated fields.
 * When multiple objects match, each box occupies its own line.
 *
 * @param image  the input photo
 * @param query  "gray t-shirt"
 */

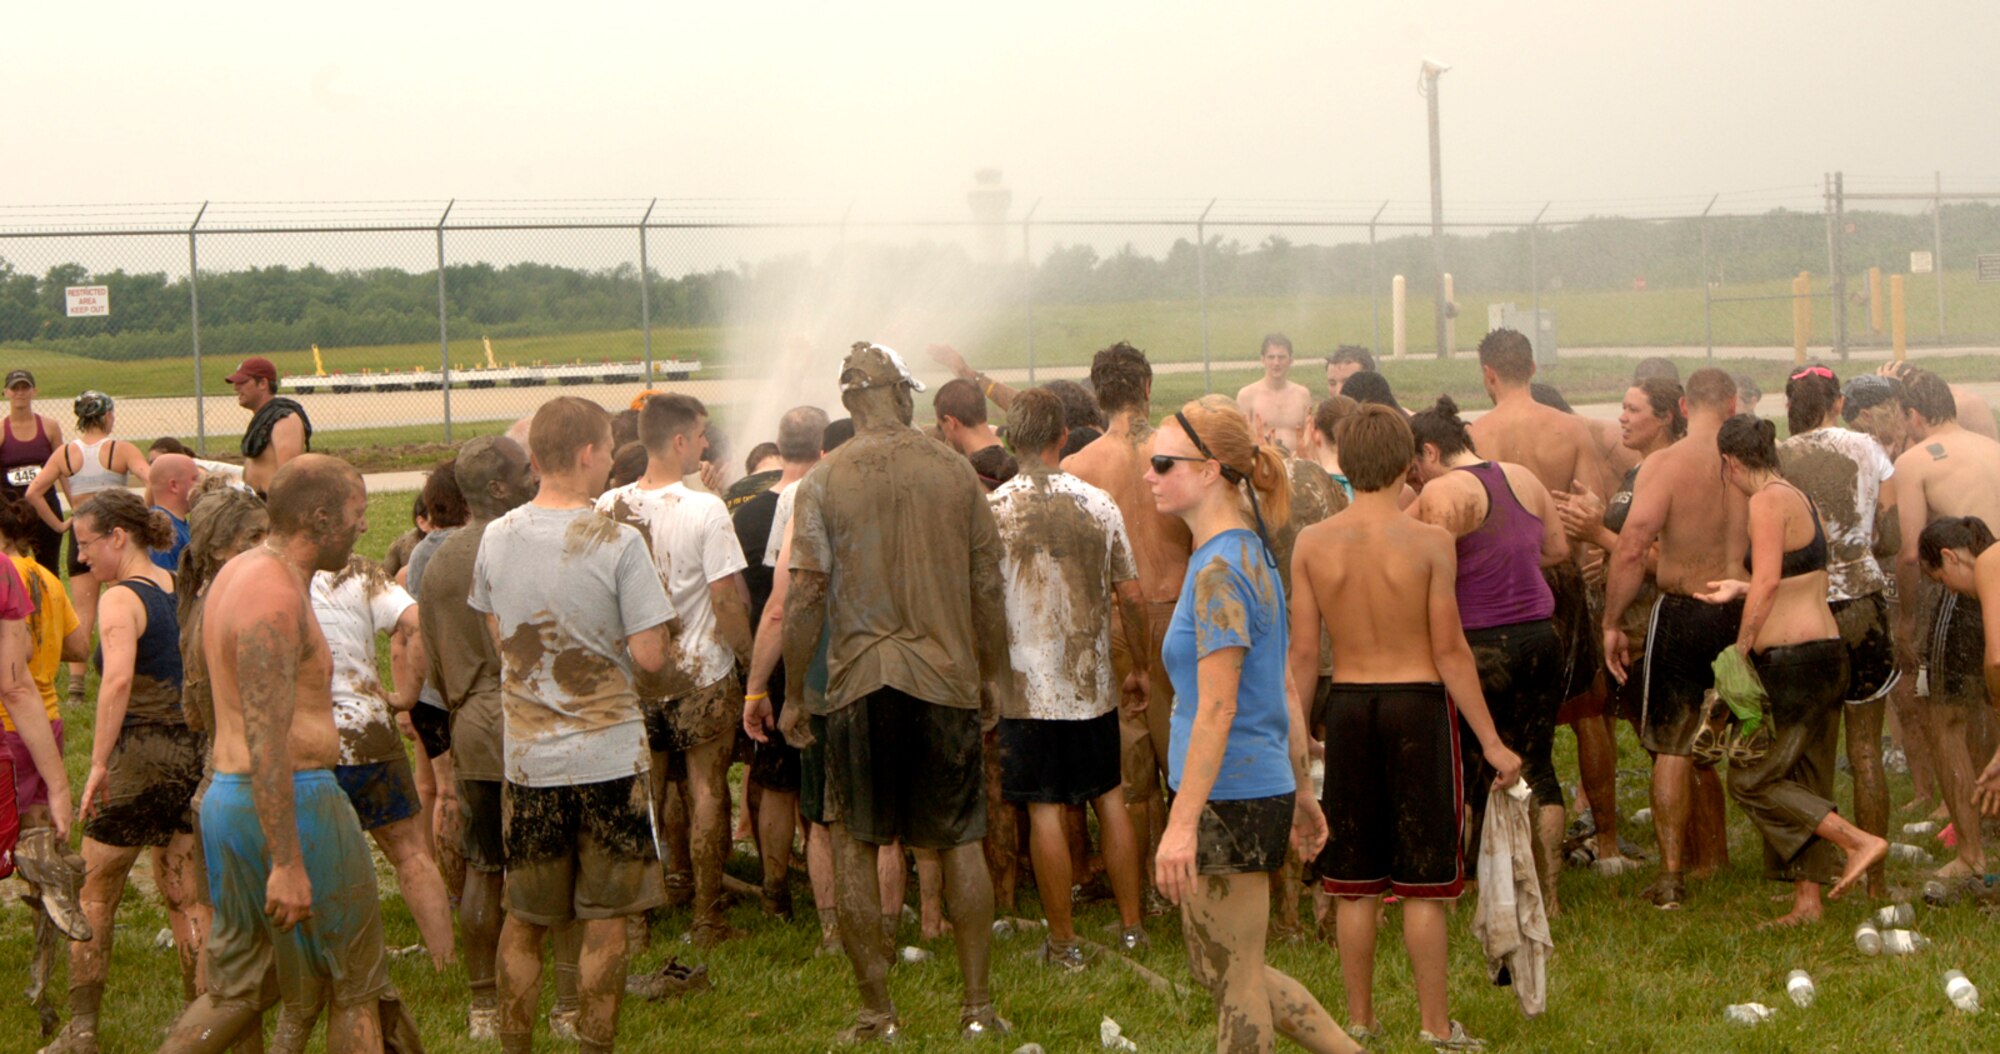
xmin=468 ymin=504 xmax=675 ymax=787
xmin=404 ymin=526 xmax=458 ymax=712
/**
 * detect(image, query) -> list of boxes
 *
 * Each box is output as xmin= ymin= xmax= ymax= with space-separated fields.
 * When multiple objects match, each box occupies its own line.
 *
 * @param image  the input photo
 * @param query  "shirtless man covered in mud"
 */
xmin=1892 ymin=369 xmax=2000 ymax=882
xmin=159 ymin=455 xmax=391 ymax=1053
xmin=1063 ymin=342 xmax=1194 ymax=911
xmin=470 ymin=397 xmax=679 ymax=1054
xmin=1235 ymin=334 xmax=1314 ymax=454
xmin=1602 ymin=368 xmax=1748 ymax=910
xmin=781 ymin=343 xmax=1013 ymax=1043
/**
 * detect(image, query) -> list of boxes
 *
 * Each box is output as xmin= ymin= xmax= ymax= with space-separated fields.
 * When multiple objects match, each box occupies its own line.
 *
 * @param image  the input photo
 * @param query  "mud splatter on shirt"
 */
xmin=468 ymin=504 xmax=675 ymax=787
xmin=595 ymin=480 xmax=745 ymax=697
xmin=312 ymin=559 xmax=417 ymax=766
xmin=988 ymin=469 xmax=1137 ymax=721
xmin=1160 ymin=530 xmax=1293 ymax=800
xmin=1780 ymin=427 xmax=1895 ymax=602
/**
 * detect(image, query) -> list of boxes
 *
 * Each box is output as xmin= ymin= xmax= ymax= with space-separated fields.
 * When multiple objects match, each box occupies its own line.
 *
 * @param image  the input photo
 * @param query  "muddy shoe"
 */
xmin=1419 ymin=1020 xmax=1487 ymax=1051
xmin=466 ymin=1002 xmax=500 ymax=1041
xmin=1593 ymin=855 xmax=1644 ymax=878
xmin=1115 ymin=925 xmax=1149 ymax=954
xmin=686 ymin=919 xmax=747 ymax=947
xmin=836 ymin=1007 xmax=901 ymax=1045
xmin=626 ymin=957 xmax=713 ymax=1001
xmin=15 ymin=829 xmax=91 ymax=941
xmin=761 ymin=884 xmax=794 ymax=920
xmin=1345 ymin=1022 xmax=1382 ymax=1045
xmin=958 ymin=1003 xmax=1011 ymax=1040
xmin=547 ymin=1004 xmax=580 ymax=1042
xmin=1642 ymin=872 xmax=1686 ymax=911
xmin=1142 ymin=888 xmax=1173 ymax=918
xmin=37 ymin=1021 xmax=97 ymax=1054
xmin=1036 ymin=939 xmax=1088 ymax=972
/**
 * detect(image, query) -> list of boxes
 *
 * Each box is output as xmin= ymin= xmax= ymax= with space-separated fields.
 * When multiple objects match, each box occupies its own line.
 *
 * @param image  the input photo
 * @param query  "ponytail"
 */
xmin=1248 ymin=444 xmax=1292 ymax=528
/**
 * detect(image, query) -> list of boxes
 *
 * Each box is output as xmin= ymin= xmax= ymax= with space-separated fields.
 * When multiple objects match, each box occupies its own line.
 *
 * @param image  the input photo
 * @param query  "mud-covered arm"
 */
xmin=389 ymin=605 xmax=425 ymax=712
xmin=1427 ymin=535 xmax=1520 ymax=788
xmin=746 ymin=521 xmax=794 ymax=701
xmin=1114 ymin=579 xmax=1150 ymax=715
xmin=238 ymin=602 xmax=306 ymax=879
xmin=968 ymin=495 xmax=1011 ymax=684
xmin=1284 ymin=544 xmax=1322 ymax=737
xmin=1893 ymin=459 xmax=1929 ymax=646
xmin=781 ymin=570 xmax=828 ymax=744
xmin=1873 ymin=478 xmax=1900 ymax=561
xmin=710 ymin=573 xmax=753 ymax=671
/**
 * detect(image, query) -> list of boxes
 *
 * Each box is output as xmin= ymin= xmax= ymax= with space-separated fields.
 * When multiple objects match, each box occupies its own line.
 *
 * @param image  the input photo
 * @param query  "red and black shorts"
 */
xmin=1314 ymin=682 xmax=1465 ymax=900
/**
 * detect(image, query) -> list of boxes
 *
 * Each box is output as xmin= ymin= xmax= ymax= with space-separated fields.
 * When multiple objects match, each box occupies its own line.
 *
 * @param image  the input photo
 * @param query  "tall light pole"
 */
xmin=1419 ymin=58 xmax=1451 ymax=357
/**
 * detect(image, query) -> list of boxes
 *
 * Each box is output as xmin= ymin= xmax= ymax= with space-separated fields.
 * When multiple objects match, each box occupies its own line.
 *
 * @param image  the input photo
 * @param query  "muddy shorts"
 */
xmin=1465 ymin=619 xmax=1565 ymax=810
xmin=1111 ymin=600 xmax=1177 ymax=804
xmin=749 ymin=669 xmax=802 ymax=794
xmin=3 ymin=718 xmax=61 ymax=810
xmin=333 ymin=757 xmax=420 ymax=832
xmin=643 ymin=673 xmax=741 ymax=754
xmin=458 ymin=777 xmax=504 ymax=874
xmin=1918 ymin=577 xmax=1985 ymax=708
xmin=1185 ymin=792 xmax=1293 ymax=875
xmin=798 ymin=714 xmax=833 ymax=826
xmin=502 ymin=773 xmax=665 ymax=924
xmin=1831 ymin=592 xmax=1899 ymax=704
xmin=202 ymin=770 xmax=388 ymax=1011
xmin=1314 ymin=682 xmax=1465 ymax=900
xmin=408 ymin=702 xmax=451 ymax=758
xmin=1000 ymin=710 xmax=1121 ymax=805
xmin=83 ymin=720 xmax=204 ymax=848
xmin=823 ymin=688 xmax=985 ymax=850
xmin=1543 ymin=562 xmax=1605 ymax=707
xmin=1640 ymin=593 xmax=1745 ymax=757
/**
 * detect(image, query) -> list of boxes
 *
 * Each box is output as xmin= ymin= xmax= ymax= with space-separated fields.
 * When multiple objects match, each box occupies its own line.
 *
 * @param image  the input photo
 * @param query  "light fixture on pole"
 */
xmin=1419 ymin=58 xmax=1451 ymax=358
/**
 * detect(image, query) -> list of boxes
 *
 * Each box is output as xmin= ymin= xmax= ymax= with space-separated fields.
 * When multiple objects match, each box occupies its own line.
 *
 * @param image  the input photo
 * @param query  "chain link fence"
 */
xmin=3 ymin=179 xmax=1996 ymax=459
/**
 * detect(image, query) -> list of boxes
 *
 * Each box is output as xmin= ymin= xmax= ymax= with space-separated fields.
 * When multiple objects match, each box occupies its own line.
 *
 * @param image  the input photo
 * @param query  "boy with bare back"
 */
xmin=159 ymin=454 xmax=388 ymax=1053
xmin=1288 ymin=405 xmax=1522 ymax=1051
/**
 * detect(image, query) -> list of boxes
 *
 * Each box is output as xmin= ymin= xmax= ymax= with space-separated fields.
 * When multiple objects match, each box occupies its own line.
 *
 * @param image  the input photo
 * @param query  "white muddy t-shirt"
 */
xmin=764 ymin=482 xmax=799 ymax=569
xmin=987 ymin=469 xmax=1138 ymax=721
xmin=468 ymin=503 xmax=675 ymax=787
xmin=1779 ymin=426 xmax=1896 ymax=603
xmin=311 ymin=563 xmax=417 ymax=766
xmin=595 ymin=480 xmax=746 ymax=695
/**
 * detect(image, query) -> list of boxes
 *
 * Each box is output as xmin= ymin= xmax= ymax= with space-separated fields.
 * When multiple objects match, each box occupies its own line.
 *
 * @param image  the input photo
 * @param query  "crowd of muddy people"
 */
xmin=5 ymin=332 xmax=2000 ymax=1052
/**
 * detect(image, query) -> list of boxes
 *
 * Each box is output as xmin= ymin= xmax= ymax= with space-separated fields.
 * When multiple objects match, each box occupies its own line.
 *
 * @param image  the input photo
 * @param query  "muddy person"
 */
xmin=1235 ymin=333 xmax=1314 ymax=453
xmin=1602 ymin=368 xmax=1747 ymax=910
xmin=1408 ymin=396 xmax=1573 ymax=914
xmin=1063 ymin=342 xmax=1194 ymax=914
xmin=933 ymin=378 xmax=1003 ymax=458
xmin=987 ymin=388 xmax=1150 ymax=965
xmin=1696 ymin=415 xmax=1889 ymax=925
xmin=468 ymin=398 xmax=679 ymax=1054
xmin=1778 ymin=364 xmax=1899 ymax=896
xmin=596 ymin=392 xmax=754 ymax=947
xmin=779 ymin=342 xmax=1012 ymax=1042
xmin=1916 ymin=518 xmax=2000 ymax=816
xmin=157 ymin=455 xmax=391 ymax=1053
xmin=1892 ymin=369 xmax=2000 ymax=881
xmin=1291 ymin=404 xmax=1520 ymax=1051
xmin=1879 ymin=359 xmax=1999 ymax=442
xmin=37 ymin=492 xmax=205 ymax=1054
xmin=416 ymin=435 xmax=538 ymax=1039
xmin=1464 ymin=330 xmax=1626 ymax=878
xmin=228 ymin=358 xmax=312 ymax=497
xmin=1138 ymin=396 xmax=1359 ymax=1054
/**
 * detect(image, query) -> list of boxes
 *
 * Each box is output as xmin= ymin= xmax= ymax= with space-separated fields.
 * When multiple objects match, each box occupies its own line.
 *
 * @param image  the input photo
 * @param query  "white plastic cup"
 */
xmin=1786 ymin=969 xmax=1815 ymax=1008
xmin=1944 ymin=970 xmax=1981 ymax=1013
xmin=1724 ymin=1003 xmax=1776 ymax=1026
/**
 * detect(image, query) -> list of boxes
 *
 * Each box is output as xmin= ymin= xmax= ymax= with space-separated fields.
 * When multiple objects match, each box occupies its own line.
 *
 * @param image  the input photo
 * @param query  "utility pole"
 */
xmin=1420 ymin=59 xmax=1451 ymax=357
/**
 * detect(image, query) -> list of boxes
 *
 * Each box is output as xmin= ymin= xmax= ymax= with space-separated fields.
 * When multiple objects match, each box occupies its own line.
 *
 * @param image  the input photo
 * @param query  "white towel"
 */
xmin=1471 ymin=781 xmax=1554 ymax=1017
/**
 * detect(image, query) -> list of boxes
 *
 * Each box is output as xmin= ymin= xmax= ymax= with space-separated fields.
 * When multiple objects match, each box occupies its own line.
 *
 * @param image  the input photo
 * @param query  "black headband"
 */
xmin=1174 ymin=410 xmax=1277 ymax=568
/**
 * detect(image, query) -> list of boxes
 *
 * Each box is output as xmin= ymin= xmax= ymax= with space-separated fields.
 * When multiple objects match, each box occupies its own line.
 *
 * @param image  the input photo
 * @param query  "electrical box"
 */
xmin=1486 ymin=303 xmax=1557 ymax=364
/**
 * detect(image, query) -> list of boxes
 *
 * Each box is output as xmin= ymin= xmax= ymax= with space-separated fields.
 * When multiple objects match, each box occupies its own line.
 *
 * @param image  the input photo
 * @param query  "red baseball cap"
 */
xmin=225 ymin=357 xmax=279 ymax=385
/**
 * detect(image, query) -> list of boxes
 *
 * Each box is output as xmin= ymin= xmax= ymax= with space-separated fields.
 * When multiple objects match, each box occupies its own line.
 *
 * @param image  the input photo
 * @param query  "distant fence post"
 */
xmin=1528 ymin=203 xmax=1549 ymax=353
xmin=1022 ymin=199 xmax=1040 ymax=385
xmin=436 ymin=199 xmax=454 ymax=444
xmin=1197 ymin=198 xmax=1215 ymax=393
xmin=639 ymin=198 xmax=657 ymax=385
xmin=1934 ymin=171 xmax=1947 ymax=341
xmin=187 ymin=201 xmax=209 ymax=455
xmin=1700 ymin=194 xmax=1718 ymax=358
xmin=1368 ymin=201 xmax=1387 ymax=357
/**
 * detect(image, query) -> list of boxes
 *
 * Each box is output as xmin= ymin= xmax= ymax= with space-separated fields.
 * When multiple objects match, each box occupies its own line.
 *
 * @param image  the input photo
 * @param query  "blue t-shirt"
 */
xmin=151 ymin=507 xmax=190 ymax=572
xmin=1162 ymin=528 xmax=1293 ymax=800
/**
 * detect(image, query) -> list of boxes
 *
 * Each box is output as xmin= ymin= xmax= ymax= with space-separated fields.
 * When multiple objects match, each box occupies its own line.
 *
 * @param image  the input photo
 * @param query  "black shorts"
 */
xmin=1465 ymin=619 xmax=1565 ymax=810
xmin=502 ymin=774 xmax=664 ymax=924
xmin=1543 ymin=562 xmax=1604 ymax=703
xmin=458 ymin=777 xmax=504 ymax=874
xmin=408 ymin=703 xmax=451 ymax=758
xmin=822 ymin=688 xmax=985 ymax=851
xmin=1188 ymin=792 xmax=1293 ymax=875
xmin=83 ymin=721 xmax=203 ymax=848
xmin=1920 ymin=578 xmax=1985 ymax=707
xmin=749 ymin=668 xmax=801 ymax=794
xmin=334 ymin=758 xmax=421 ymax=832
xmin=1314 ymin=682 xmax=1465 ymax=900
xmin=1641 ymin=593 xmax=1745 ymax=757
xmin=799 ymin=714 xmax=831 ymax=826
xmin=1000 ymin=710 xmax=1121 ymax=805
xmin=1831 ymin=592 xmax=1898 ymax=704
xmin=2 ymin=484 xmax=62 ymax=573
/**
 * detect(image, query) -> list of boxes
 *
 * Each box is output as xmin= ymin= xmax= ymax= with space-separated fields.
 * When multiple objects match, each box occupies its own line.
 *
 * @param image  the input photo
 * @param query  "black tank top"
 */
xmin=0 ymin=414 xmax=53 ymax=493
xmin=94 ymin=576 xmax=186 ymax=726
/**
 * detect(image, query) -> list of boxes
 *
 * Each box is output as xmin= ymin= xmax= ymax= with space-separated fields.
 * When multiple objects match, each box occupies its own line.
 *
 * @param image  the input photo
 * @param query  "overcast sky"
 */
xmin=8 ymin=1 xmax=1998 ymax=224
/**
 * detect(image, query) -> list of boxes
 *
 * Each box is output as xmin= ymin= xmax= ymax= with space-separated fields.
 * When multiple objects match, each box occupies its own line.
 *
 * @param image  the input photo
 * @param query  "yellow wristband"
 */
xmin=744 ymin=691 xmax=769 ymax=702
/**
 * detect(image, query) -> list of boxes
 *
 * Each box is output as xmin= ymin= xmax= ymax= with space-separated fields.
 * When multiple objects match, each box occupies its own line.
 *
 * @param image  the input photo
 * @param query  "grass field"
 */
xmin=4 ymin=491 xmax=2000 ymax=1051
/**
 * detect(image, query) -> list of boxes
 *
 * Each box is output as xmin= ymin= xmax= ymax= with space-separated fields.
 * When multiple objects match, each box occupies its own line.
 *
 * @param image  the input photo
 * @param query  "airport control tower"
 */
xmin=966 ymin=168 xmax=1012 ymax=263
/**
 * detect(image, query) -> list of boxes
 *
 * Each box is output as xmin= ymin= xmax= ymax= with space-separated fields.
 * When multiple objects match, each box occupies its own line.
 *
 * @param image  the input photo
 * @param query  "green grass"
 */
xmin=10 ymin=493 xmax=2000 ymax=1051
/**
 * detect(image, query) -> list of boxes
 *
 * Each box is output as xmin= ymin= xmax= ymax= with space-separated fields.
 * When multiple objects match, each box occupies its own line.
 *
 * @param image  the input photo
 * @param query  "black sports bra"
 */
xmin=1752 ymin=483 xmax=1827 ymax=579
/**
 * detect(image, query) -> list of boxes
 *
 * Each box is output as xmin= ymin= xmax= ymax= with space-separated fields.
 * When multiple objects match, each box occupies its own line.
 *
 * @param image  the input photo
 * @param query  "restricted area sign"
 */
xmin=63 ymin=285 xmax=110 ymax=317
xmin=1979 ymin=254 xmax=2000 ymax=283
xmin=1911 ymin=251 xmax=1935 ymax=275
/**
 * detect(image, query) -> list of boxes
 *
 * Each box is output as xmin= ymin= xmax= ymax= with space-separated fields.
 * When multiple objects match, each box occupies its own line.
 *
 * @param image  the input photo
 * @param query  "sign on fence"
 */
xmin=1978 ymin=254 xmax=2000 ymax=283
xmin=1910 ymin=251 xmax=1934 ymax=275
xmin=63 ymin=285 xmax=109 ymax=317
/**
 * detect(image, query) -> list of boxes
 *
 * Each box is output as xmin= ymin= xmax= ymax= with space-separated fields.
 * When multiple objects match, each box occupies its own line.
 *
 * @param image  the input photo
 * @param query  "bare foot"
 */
xmin=1760 ymin=902 xmax=1823 ymax=928
xmin=1933 ymin=857 xmax=1978 ymax=881
xmin=1928 ymin=801 xmax=1951 ymax=821
xmin=1832 ymin=836 xmax=1890 ymax=900
xmin=920 ymin=919 xmax=954 ymax=941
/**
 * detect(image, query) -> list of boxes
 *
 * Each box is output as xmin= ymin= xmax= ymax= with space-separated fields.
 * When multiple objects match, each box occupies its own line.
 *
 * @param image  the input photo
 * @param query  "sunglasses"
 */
xmin=1151 ymin=454 xmax=1208 ymax=475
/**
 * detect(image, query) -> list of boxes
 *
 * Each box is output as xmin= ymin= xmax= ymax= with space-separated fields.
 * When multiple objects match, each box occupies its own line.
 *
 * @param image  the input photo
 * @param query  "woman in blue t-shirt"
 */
xmin=1144 ymin=396 xmax=1360 ymax=1053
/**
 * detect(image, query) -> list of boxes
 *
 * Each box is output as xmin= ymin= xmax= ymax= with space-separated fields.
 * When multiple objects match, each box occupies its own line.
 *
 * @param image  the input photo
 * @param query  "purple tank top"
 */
xmin=0 ymin=415 xmax=52 ymax=493
xmin=1452 ymin=461 xmax=1556 ymax=630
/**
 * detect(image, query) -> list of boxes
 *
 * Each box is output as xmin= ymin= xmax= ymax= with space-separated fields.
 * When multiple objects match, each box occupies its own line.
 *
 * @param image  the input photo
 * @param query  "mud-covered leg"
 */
xmin=1181 ymin=872 xmax=1276 ymax=1052
xmin=574 ymin=917 xmax=630 ymax=1053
